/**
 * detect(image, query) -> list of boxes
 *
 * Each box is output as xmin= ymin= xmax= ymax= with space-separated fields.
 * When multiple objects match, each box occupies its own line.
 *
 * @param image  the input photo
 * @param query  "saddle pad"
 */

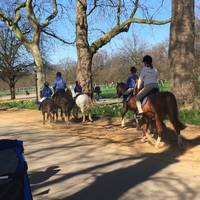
xmin=141 ymin=97 xmax=148 ymax=105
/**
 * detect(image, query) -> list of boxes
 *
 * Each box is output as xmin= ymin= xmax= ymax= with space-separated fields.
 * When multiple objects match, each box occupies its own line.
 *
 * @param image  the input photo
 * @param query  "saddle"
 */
xmin=141 ymin=88 xmax=159 ymax=105
xmin=123 ymin=93 xmax=133 ymax=102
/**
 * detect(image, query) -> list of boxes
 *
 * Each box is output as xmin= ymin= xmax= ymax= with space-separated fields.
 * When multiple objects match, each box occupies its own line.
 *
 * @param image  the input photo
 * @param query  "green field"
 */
xmin=0 ymin=87 xmax=35 ymax=97
xmin=0 ymin=80 xmax=170 ymax=98
xmin=0 ymin=99 xmax=199 ymax=125
xmin=97 ymin=81 xmax=170 ymax=99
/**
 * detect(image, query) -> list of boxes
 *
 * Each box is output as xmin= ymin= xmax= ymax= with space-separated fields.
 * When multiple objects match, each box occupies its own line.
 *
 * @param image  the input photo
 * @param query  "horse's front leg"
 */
xmin=135 ymin=116 xmax=140 ymax=130
xmin=80 ymin=108 xmax=86 ymax=123
xmin=121 ymin=106 xmax=127 ymax=128
xmin=141 ymin=122 xmax=148 ymax=142
xmin=142 ymin=120 xmax=157 ymax=145
xmin=43 ymin=112 xmax=45 ymax=125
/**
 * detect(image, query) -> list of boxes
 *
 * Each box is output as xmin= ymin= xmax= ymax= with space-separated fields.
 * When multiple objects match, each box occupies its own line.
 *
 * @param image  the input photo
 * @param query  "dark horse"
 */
xmin=53 ymin=89 xmax=75 ymax=124
xmin=39 ymin=98 xmax=58 ymax=124
xmin=116 ymin=82 xmax=186 ymax=147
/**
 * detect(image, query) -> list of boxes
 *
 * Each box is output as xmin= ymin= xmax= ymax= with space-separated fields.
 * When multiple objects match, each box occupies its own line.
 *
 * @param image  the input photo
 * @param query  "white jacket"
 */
xmin=138 ymin=66 xmax=158 ymax=89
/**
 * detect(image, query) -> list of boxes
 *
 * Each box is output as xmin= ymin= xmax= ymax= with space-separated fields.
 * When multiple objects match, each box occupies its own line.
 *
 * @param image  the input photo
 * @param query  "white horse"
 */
xmin=71 ymin=90 xmax=93 ymax=122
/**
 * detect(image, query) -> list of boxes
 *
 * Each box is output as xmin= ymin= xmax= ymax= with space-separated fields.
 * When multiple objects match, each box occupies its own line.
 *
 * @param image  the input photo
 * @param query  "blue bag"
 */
xmin=0 ymin=139 xmax=32 ymax=200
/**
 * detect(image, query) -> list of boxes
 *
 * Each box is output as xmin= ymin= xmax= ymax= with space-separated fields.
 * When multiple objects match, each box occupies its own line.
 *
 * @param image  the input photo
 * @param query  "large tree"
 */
xmin=0 ymin=26 xmax=33 ymax=99
xmin=169 ymin=0 xmax=196 ymax=102
xmin=0 ymin=0 xmax=58 ymax=97
xmin=76 ymin=0 xmax=170 ymax=95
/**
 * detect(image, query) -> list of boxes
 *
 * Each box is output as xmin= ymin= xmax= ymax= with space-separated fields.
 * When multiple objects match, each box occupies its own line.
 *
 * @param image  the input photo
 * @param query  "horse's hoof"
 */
xmin=66 ymin=122 xmax=71 ymax=126
xmin=141 ymin=137 xmax=147 ymax=143
xmin=155 ymin=141 xmax=165 ymax=148
xmin=150 ymin=134 xmax=155 ymax=138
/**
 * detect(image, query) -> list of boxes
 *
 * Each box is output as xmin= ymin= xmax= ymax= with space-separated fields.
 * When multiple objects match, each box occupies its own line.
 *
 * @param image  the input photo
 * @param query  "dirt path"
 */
xmin=0 ymin=109 xmax=200 ymax=200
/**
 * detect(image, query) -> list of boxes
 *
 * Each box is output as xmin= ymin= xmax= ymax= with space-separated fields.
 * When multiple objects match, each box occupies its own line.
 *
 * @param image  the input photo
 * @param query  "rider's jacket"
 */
xmin=74 ymin=85 xmax=82 ymax=93
xmin=138 ymin=66 xmax=158 ymax=89
xmin=41 ymin=86 xmax=53 ymax=98
xmin=53 ymin=77 xmax=66 ymax=90
xmin=127 ymin=73 xmax=138 ymax=89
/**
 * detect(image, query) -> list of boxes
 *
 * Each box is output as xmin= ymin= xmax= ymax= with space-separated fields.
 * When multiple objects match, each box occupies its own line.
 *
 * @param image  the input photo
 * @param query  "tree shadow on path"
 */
xmin=61 ymin=135 xmax=200 ymax=200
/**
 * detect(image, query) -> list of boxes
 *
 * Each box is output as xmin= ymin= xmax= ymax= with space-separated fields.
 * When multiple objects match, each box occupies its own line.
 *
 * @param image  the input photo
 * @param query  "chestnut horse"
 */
xmin=116 ymin=83 xmax=139 ymax=128
xmin=116 ymin=82 xmax=186 ymax=147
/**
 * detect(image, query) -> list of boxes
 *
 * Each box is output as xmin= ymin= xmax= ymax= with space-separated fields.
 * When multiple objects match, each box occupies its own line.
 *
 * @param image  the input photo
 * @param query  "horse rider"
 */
xmin=123 ymin=66 xmax=138 ymax=101
xmin=38 ymin=81 xmax=53 ymax=110
xmin=136 ymin=55 xmax=159 ymax=119
xmin=39 ymin=81 xmax=53 ymax=102
xmin=73 ymin=80 xmax=82 ymax=98
xmin=53 ymin=72 xmax=67 ymax=93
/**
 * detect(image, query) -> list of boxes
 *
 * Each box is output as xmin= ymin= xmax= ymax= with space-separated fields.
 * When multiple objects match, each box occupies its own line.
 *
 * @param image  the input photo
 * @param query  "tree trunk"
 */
xmin=30 ymin=44 xmax=45 ymax=100
xmin=76 ymin=0 xmax=93 ymax=95
xmin=10 ymin=82 xmax=15 ymax=100
xmin=169 ymin=0 xmax=196 ymax=102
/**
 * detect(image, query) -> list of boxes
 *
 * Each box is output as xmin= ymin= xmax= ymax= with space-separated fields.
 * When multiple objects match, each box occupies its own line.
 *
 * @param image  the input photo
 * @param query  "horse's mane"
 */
xmin=118 ymin=82 xmax=128 ymax=90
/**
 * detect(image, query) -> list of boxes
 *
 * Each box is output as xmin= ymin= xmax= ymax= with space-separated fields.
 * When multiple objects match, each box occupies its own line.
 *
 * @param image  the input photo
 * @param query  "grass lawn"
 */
xmin=0 ymin=99 xmax=200 ymax=125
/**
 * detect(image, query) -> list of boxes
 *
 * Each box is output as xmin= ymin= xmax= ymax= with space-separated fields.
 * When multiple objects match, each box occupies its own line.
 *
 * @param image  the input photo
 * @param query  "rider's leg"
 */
xmin=123 ymin=88 xmax=133 ymax=96
xmin=136 ymin=84 xmax=158 ymax=117
xmin=136 ymin=88 xmax=146 ymax=115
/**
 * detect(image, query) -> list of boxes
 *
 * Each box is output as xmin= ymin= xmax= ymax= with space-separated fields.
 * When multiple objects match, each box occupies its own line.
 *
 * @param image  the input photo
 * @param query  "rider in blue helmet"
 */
xmin=123 ymin=66 xmax=138 ymax=101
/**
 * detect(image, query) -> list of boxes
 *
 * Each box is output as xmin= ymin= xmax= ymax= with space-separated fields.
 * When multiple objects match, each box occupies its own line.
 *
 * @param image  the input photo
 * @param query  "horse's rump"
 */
xmin=40 ymin=98 xmax=55 ymax=112
xmin=75 ymin=94 xmax=92 ymax=110
xmin=147 ymin=91 xmax=186 ymax=130
xmin=140 ymin=88 xmax=159 ymax=105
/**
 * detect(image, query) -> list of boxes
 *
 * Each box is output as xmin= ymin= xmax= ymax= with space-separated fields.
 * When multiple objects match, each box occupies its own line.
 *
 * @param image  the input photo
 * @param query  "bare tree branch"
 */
xmin=90 ymin=17 xmax=171 ymax=54
xmin=150 ymin=0 xmax=165 ymax=20
xmin=26 ymin=0 xmax=40 ymax=30
xmin=42 ymin=29 xmax=75 ymax=45
xmin=130 ymin=0 xmax=139 ymax=18
xmin=41 ymin=0 xmax=58 ymax=28
xmin=0 ymin=10 xmax=28 ymax=44
xmin=117 ymin=0 xmax=121 ymax=25
xmin=87 ymin=0 xmax=98 ymax=16
xmin=14 ymin=2 xmax=26 ymax=25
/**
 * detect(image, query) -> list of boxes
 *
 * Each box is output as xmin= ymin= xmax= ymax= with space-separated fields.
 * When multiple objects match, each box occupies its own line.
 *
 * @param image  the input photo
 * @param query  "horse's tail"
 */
xmin=165 ymin=92 xmax=186 ymax=131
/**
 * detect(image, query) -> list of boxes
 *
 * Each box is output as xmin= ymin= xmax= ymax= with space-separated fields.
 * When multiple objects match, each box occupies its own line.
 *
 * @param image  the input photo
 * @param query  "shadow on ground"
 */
xmin=28 ymin=125 xmax=200 ymax=200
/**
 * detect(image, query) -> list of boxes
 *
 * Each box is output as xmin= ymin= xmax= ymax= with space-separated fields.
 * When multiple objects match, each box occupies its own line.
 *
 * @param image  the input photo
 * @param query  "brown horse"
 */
xmin=39 ymin=98 xmax=58 ymax=124
xmin=116 ymin=82 xmax=186 ymax=147
xmin=116 ymin=82 xmax=139 ymax=128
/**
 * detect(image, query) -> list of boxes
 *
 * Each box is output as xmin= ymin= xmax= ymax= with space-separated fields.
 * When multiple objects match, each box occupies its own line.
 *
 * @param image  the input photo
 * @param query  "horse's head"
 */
xmin=116 ymin=82 xmax=128 ymax=97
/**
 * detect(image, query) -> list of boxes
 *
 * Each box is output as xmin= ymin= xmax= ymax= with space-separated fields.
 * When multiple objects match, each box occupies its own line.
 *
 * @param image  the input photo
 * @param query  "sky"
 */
xmin=49 ymin=0 xmax=171 ymax=64
xmin=25 ymin=0 xmax=200 ymax=64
